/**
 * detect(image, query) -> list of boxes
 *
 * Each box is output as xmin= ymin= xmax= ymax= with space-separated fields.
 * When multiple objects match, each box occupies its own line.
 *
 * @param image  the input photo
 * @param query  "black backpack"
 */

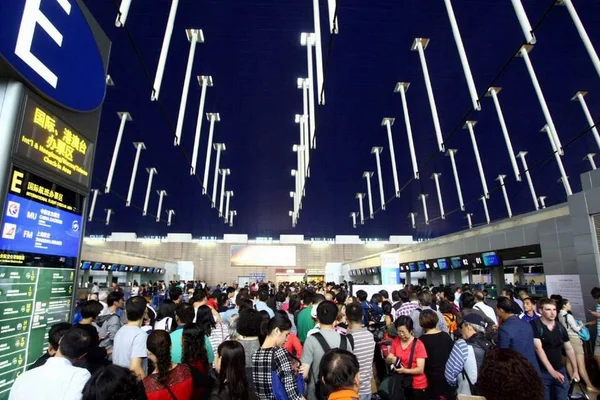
xmin=313 ymin=332 xmax=354 ymax=400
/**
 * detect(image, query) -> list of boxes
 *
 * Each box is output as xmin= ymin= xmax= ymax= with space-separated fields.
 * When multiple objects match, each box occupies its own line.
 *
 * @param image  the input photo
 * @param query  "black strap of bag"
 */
xmin=568 ymin=379 xmax=590 ymax=399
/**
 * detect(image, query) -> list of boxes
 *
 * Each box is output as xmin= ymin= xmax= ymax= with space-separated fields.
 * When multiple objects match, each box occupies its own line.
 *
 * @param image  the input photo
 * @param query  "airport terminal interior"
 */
xmin=2 ymin=0 xmax=600 ymax=399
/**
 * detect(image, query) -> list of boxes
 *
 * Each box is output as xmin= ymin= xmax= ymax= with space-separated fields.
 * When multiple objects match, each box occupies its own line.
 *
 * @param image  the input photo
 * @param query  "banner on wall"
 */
xmin=380 ymin=253 xmax=400 ymax=284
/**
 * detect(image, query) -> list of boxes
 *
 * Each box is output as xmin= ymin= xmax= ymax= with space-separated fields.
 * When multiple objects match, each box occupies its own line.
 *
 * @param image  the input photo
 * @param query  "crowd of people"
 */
xmin=9 ymin=280 xmax=600 ymax=400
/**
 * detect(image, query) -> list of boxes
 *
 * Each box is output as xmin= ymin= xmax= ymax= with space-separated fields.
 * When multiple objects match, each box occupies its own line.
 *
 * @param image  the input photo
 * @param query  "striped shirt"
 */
xmin=347 ymin=327 xmax=375 ymax=395
xmin=444 ymin=339 xmax=477 ymax=396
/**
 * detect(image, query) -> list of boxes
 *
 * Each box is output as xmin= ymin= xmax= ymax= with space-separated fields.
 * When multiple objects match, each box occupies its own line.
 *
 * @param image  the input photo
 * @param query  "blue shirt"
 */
xmin=519 ymin=312 xmax=540 ymax=323
xmin=255 ymin=301 xmax=274 ymax=318
xmin=220 ymin=308 xmax=239 ymax=324
xmin=498 ymin=315 xmax=540 ymax=372
xmin=360 ymin=301 xmax=382 ymax=326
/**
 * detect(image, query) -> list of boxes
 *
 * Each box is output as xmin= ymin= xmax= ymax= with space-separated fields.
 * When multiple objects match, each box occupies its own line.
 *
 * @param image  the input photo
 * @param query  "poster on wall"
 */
xmin=546 ymin=275 xmax=585 ymax=320
xmin=231 ymin=245 xmax=296 ymax=267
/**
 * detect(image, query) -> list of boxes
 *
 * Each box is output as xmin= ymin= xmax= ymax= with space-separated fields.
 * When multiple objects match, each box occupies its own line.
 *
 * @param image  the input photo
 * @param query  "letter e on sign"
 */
xmin=10 ymin=171 xmax=24 ymax=194
xmin=0 ymin=0 xmax=106 ymax=111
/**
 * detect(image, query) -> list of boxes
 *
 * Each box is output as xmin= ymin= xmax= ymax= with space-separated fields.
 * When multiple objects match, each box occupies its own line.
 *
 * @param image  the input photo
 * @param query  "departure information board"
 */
xmin=0 ymin=266 xmax=73 ymax=398
xmin=15 ymin=98 xmax=94 ymax=187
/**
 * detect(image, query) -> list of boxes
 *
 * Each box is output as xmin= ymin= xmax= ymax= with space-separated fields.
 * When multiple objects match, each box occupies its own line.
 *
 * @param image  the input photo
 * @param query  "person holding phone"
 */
xmin=385 ymin=316 xmax=429 ymax=400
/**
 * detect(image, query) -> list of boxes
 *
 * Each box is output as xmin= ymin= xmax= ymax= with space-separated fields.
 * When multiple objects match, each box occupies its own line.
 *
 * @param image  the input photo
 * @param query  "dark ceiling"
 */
xmin=83 ymin=0 xmax=600 ymax=239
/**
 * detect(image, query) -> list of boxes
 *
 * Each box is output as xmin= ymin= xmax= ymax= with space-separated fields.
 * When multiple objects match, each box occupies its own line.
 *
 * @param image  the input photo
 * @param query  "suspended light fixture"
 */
xmin=584 ymin=153 xmax=597 ymax=170
xmin=356 ymin=193 xmax=366 ymax=225
xmin=431 ymin=173 xmax=445 ymax=220
xmin=211 ymin=144 xmax=226 ymax=207
xmin=408 ymin=212 xmax=417 ymax=229
xmin=202 ymin=113 xmax=220 ymax=191
xmin=464 ymin=121 xmax=490 ymax=199
xmin=363 ymin=172 xmax=375 ymax=219
xmin=142 ymin=168 xmax=158 ymax=216
xmin=167 ymin=209 xmax=175 ymax=226
xmin=540 ymin=125 xmax=572 ymax=196
xmin=445 ymin=149 xmax=465 ymax=211
xmin=126 ymin=142 xmax=146 ymax=207
xmin=106 ymin=112 xmax=132 ymax=193
xmin=381 ymin=118 xmax=400 ymax=197
xmin=371 ymin=147 xmax=386 ymax=210
xmin=517 ymin=151 xmax=539 ymax=210
xmin=190 ymin=76 xmax=214 ymax=175
xmin=412 ymin=38 xmax=444 ymax=152
xmin=156 ymin=190 xmax=167 ymax=222
xmin=480 ymin=196 xmax=490 ymax=224
xmin=394 ymin=82 xmax=419 ymax=179
xmin=115 ymin=0 xmax=133 ymax=27
xmin=105 ymin=209 xmax=113 ymax=225
xmin=496 ymin=175 xmax=512 ymax=218
xmin=465 ymin=213 xmax=473 ymax=229
xmin=151 ymin=0 xmax=180 ymax=101
xmin=571 ymin=91 xmax=600 ymax=150
xmin=88 ymin=189 xmax=100 ymax=222
xmin=419 ymin=194 xmax=429 ymax=225
xmin=443 ymin=0 xmax=480 ymax=111
xmin=486 ymin=87 xmax=520 ymax=181
xmin=175 ymin=29 xmax=204 ymax=146
xmin=301 ymin=34 xmax=317 ymax=148
xmin=510 ymin=0 xmax=536 ymax=44
xmin=225 ymin=191 xmax=234 ymax=223
xmin=219 ymin=169 xmax=230 ymax=217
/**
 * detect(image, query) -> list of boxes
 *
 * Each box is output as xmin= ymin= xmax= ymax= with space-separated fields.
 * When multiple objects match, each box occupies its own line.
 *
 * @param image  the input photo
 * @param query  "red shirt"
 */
xmin=283 ymin=333 xmax=303 ymax=358
xmin=390 ymin=337 xmax=428 ymax=389
xmin=143 ymin=364 xmax=194 ymax=400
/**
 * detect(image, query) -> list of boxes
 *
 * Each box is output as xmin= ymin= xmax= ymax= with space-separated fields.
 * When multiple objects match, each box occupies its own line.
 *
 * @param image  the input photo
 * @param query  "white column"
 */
xmin=156 ymin=190 xmax=167 ymax=222
xmin=363 ymin=172 xmax=374 ymax=218
xmin=394 ymin=82 xmax=419 ymax=179
xmin=408 ymin=212 xmax=417 ymax=229
xmin=443 ymin=0 xmax=480 ymax=111
xmin=419 ymin=194 xmax=429 ymax=225
xmin=312 ymin=0 xmax=325 ymax=105
xmin=175 ymin=29 xmax=204 ymax=146
xmin=88 ymin=189 xmax=100 ymax=222
xmin=202 ymin=113 xmax=220 ymax=192
xmin=585 ymin=153 xmax=597 ymax=170
xmin=229 ymin=210 xmax=237 ymax=227
xmin=167 ymin=209 xmax=175 ymax=226
xmin=151 ymin=0 xmax=179 ymax=101
xmin=327 ymin=0 xmax=339 ymax=34
xmin=301 ymin=34 xmax=317 ymax=148
xmin=371 ymin=147 xmax=386 ymax=210
xmin=518 ymin=45 xmax=563 ymax=155
xmin=190 ymin=76 xmax=214 ymax=175
xmin=225 ymin=191 xmax=234 ymax=223
xmin=105 ymin=209 xmax=113 ymax=225
xmin=558 ymin=0 xmax=600 ymax=79
xmin=115 ymin=0 xmax=133 ymax=27
xmin=219 ymin=169 xmax=230 ymax=217
xmin=356 ymin=193 xmax=365 ymax=225
xmin=511 ymin=0 xmax=536 ymax=44
xmin=480 ymin=196 xmax=490 ymax=224
xmin=518 ymin=151 xmax=539 ymax=210
xmin=106 ymin=112 xmax=132 ymax=193
xmin=431 ymin=173 xmax=445 ymax=220
xmin=496 ymin=175 xmax=513 ymax=218
xmin=211 ymin=144 xmax=225 ymax=207
xmin=381 ymin=118 xmax=400 ymax=197
xmin=412 ymin=38 xmax=444 ymax=152
xmin=350 ymin=212 xmax=357 ymax=229
xmin=126 ymin=142 xmax=146 ymax=207
xmin=538 ymin=196 xmax=547 ymax=209
xmin=464 ymin=121 xmax=490 ymax=199
xmin=143 ymin=168 xmax=157 ymax=216
xmin=465 ymin=213 xmax=473 ymax=229
xmin=486 ymin=87 xmax=520 ymax=181
xmin=445 ymin=149 xmax=465 ymax=211
xmin=572 ymin=91 xmax=600 ymax=150
xmin=541 ymin=125 xmax=572 ymax=196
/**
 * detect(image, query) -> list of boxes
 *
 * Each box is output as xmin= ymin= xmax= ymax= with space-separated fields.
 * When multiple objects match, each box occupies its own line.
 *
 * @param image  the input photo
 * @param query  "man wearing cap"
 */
xmin=445 ymin=313 xmax=493 ymax=396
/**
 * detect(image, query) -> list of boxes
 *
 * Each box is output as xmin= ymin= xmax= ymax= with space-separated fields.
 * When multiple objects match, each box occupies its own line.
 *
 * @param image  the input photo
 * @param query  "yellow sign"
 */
xmin=17 ymin=99 xmax=92 ymax=187
xmin=10 ymin=165 xmax=79 ymax=213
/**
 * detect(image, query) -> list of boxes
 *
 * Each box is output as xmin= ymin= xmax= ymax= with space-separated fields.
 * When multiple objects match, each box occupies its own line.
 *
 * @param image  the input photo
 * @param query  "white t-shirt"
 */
xmin=112 ymin=325 xmax=148 ymax=372
xmin=473 ymin=302 xmax=498 ymax=325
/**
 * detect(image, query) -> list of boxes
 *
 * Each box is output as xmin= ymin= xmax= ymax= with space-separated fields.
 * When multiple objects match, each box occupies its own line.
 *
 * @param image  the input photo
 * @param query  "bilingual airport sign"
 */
xmin=0 ymin=0 xmax=106 ymax=111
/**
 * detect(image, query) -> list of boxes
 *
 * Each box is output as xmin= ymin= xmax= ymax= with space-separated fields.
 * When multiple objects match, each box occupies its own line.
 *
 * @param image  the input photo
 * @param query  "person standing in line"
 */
xmin=520 ymin=297 xmax=541 ymax=323
xmin=346 ymin=302 xmax=375 ymax=400
xmin=320 ymin=349 xmax=361 ymax=400
xmin=97 ymin=291 xmax=125 ymax=356
xmin=496 ymin=296 xmax=540 ymax=373
xmin=473 ymin=291 xmax=497 ymax=325
xmin=533 ymin=298 xmax=579 ymax=400
xmin=254 ymin=290 xmax=274 ymax=318
xmin=28 ymin=322 xmax=72 ymax=370
xmin=112 ymin=296 xmax=148 ymax=380
xmin=212 ymin=341 xmax=258 ymax=400
xmin=10 ymin=327 xmax=92 ymax=400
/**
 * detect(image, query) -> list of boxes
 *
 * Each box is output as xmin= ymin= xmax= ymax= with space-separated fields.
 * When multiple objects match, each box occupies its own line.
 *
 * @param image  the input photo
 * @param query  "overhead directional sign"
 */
xmin=0 ymin=0 xmax=106 ymax=111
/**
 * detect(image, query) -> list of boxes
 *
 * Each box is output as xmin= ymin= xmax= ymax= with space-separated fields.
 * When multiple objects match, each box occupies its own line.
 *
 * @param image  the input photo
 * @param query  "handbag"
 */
xmin=568 ymin=379 xmax=590 ymax=399
xmin=387 ymin=339 xmax=418 ymax=400
xmin=271 ymin=348 xmax=305 ymax=400
xmin=564 ymin=313 xmax=590 ymax=342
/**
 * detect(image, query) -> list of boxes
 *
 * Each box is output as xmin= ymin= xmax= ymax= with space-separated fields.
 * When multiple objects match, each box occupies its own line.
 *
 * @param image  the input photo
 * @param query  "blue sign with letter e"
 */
xmin=0 ymin=0 xmax=106 ymax=111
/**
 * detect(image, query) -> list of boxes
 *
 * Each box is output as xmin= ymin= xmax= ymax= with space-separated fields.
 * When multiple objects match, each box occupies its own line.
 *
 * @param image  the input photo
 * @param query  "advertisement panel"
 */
xmin=231 ymin=245 xmax=296 ymax=267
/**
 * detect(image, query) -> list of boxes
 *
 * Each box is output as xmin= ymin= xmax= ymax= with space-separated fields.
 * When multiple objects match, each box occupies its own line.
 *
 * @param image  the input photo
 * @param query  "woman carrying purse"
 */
xmin=385 ymin=316 xmax=429 ymax=400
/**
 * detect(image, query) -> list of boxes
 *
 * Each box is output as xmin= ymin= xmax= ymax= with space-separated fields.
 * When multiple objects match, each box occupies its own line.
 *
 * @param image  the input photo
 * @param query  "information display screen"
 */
xmin=409 ymin=263 xmax=418 ymax=272
xmin=437 ymin=258 xmax=450 ymax=271
xmin=0 ymin=266 xmax=73 ymax=398
xmin=15 ymin=98 xmax=94 ymax=187
xmin=482 ymin=251 xmax=501 ymax=267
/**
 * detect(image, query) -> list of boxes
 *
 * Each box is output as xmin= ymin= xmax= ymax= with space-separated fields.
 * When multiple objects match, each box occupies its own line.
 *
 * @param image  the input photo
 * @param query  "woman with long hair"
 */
xmin=559 ymin=298 xmax=599 ymax=393
xmin=211 ymin=341 xmax=258 ymax=400
xmin=143 ymin=330 xmax=211 ymax=400
xmin=252 ymin=314 xmax=304 ymax=400
xmin=196 ymin=305 xmax=220 ymax=364
xmin=154 ymin=300 xmax=177 ymax=332
xmin=183 ymin=323 xmax=210 ymax=373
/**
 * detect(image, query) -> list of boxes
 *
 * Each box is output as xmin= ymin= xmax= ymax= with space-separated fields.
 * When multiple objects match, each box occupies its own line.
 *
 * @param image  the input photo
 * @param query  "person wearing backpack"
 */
xmin=444 ymin=314 xmax=489 ymax=396
xmin=97 ymin=291 xmax=124 ymax=356
xmin=356 ymin=290 xmax=382 ymax=328
xmin=533 ymin=298 xmax=579 ymax=400
xmin=301 ymin=301 xmax=354 ymax=400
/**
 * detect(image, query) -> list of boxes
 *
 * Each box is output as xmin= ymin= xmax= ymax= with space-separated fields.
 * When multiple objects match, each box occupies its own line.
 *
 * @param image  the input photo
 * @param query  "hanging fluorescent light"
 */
xmin=419 ymin=194 xmax=429 ymax=225
xmin=540 ymin=125 xmax=572 ymax=196
xmin=464 ymin=121 xmax=490 ymax=199
xmin=167 ymin=209 xmax=175 ymax=226
xmin=431 ymin=173 xmax=445 ymax=220
xmin=371 ymin=147 xmax=386 ymax=210
xmin=115 ymin=0 xmax=133 ymax=27
xmin=219 ymin=169 xmax=230 ymax=217
xmin=445 ymin=149 xmax=465 ymax=211
xmin=408 ymin=212 xmax=417 ymax=229
xmin=190 ymin=76 xmax=214 ymax=175
xmin=571 ymin=91 xmax=600 ymax=150
xmin=88 ymin=189 xmax=100 ymax=222
xmin=202 ymin=113 xmax=220 ymax=191
xmin=517 ymin=151 xmax=539 ymax=210
xmin=480 ymin=196 xmax=490 ymax=224
xmin=143 ymin=168 xmax=158 ymax=216
xmin=356 ymin=193 xmax=366 ymax=225
xmin=486 ymin=87 xmax=521 ymax=181
xmin=151 ymin=0 xmax=180 ymax=101
xmin=584 ymin=153 xmax=597 ymax=170
xmin=496 ymin=175 xmax=512 ymax=218
xmin=106 ymin=112 xmax=132 ymax=193
xmin=510 ymin=0 xmax=536 ymax=44
xmin=211 ymin=144 xmax=226 ymax=208
xmin=312 ymin=0 xmax=325 ymax=104
xmin=394 ymin=82 xmax=419 ymax=179
xmin=105 ymin=209 xmax=113 ymax=225
xmin=126 ymin=142 xmax=146 ymax=207
xmin=381 ymin=118 xmax=400 ymax=197
xmin=363 ymin=172 xmax=375 ymax=219
xmin=156 ymin=190 xmax=167 ymax=222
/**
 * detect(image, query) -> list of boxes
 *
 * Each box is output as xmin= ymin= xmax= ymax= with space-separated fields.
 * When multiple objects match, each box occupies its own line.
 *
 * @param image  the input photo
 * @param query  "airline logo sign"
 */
xmin=0 ymin=0 xmax=106 ymax=111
